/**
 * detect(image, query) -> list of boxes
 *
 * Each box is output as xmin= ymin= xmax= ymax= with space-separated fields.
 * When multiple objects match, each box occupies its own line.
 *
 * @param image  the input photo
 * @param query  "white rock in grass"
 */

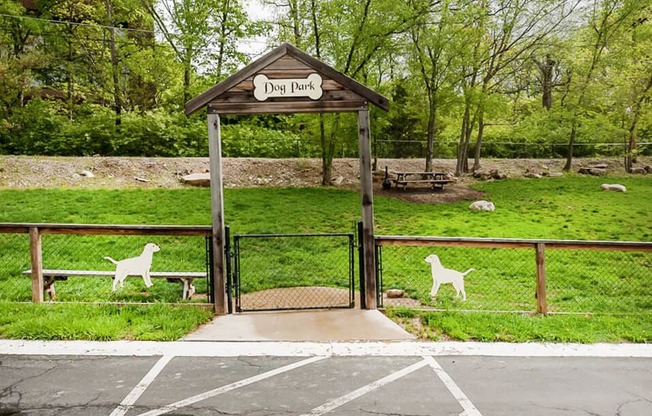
xmin=469 ymin=200 xmax=496 ymax=211
xmin=181 ymin=173 xmax=210 ymax=187
xmin=600 ymin=183 xmax=626 ymax=192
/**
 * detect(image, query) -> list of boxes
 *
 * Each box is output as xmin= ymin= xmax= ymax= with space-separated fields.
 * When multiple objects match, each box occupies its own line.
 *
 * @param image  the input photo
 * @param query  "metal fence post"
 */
xmin=233 ymin=235 xmax=241 ymax=313
xmin=375 ymin=243 xmax=383 ymax=308
xmin=348 ymin=234 xmax=355 ymax=308
xmin=535 ymin=243 xmax=548 ymax=314
xmin=225 ymin=225 xmax=233 ymax=314
xmin=357 ymin=221 xmax=366 ymax=309
xmin=206 ymin=235 xmax=214 ymax=305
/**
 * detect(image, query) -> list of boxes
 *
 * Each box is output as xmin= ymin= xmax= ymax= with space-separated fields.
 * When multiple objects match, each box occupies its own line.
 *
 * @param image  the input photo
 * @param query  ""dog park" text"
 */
xmin=253 ymin=74 xmax=323 ymax=101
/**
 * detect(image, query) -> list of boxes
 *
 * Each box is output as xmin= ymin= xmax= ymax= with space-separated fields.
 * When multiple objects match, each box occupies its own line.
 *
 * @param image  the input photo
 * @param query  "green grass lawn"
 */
xmin=0 ymin=303 xmax=211 ymax=341
xmin=1 ymin=176 xmax=650 ymax=240
xmin=385 ymin=308 xmax=650 ymax=343
xmin=0 ymin=174 xmax=650 ymax=342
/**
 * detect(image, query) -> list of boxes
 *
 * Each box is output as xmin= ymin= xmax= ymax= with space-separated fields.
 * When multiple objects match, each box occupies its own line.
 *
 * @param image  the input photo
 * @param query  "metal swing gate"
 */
xmin=230 ymin=232 xmax=355 ymax=312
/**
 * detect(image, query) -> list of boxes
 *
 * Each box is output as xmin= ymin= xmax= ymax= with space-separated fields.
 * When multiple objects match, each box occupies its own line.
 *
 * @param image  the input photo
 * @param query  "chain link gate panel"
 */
xmin=233 ymin=233 xmax=355 ymax=312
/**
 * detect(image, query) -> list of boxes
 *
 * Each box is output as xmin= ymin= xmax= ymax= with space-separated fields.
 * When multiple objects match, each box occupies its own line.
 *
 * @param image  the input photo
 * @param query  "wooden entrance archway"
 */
xmin=185 ymin=43 xmax=389 ymax=315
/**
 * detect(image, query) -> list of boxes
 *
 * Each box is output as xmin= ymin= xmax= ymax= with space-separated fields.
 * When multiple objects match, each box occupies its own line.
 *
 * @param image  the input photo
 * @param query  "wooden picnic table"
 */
xmin=393 ymin=171 xmax=453 ymax=190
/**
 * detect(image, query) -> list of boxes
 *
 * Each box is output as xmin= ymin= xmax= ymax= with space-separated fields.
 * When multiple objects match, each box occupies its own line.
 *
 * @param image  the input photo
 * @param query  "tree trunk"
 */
xmin=459 ymin=101 xmax=479 ymax=174
xmin=291 ymin=0 xmax=302 ymax=45
xmin=538 ymin=54 xmax=555 ymax=111
xmin=456 ymin=104 xmax=471 ymax=176
xmin=626 ymin=125 xmax=637 ymax=172
xmin=625 ymin=74 xmax=652 ymax=171
xmin=183 ymin=64 xmax=191 ymax=105
xmin=319 ymin=114 xmax=328 ymax=185
xmin=472 ymin=113 xmax=484 ymax=172
xmin=563 ymin=118 xmax=577 ymax=171
xmin=463 ymin=128 xmax=471 ymax=173
xmin=216 ymin=37 xmax=225 ymax=81
xmin=542 ymin=81 xmax=553 ymax=110
xmin=215 ymin=2 xmax=232 ymax=80
xmin=321 ymin=161 xmax=332 ymax=185
xmin=626 ymin=111 xmax=642 ymax=171
xmin=105 ymin=0 xmax=121 ymax=126
xmin=66 ymin=24 xmax=74 ymax=121
xmin=456 ymin=65 xmax=478 ymax=176
xmin=321 ymin=114 xmax=338 ymax=185
xmin=425 ymin=99 xmax=436 ymax=172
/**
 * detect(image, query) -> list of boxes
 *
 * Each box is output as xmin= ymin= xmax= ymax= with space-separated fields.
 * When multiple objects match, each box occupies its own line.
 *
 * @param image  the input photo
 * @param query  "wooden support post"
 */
xmin=29 ymin=226 xmax=44 ymax=303
xmin=208 ymin=112 xmax=227 ymax=315
xmin=535 ymin=242 xmax=547 ymax=314
xmin=358 ymin=109 xmax=377 ymax=309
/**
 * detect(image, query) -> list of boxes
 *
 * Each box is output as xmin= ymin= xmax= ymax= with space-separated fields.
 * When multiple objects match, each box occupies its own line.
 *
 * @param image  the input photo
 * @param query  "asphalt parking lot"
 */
xmin=1 ymin=341 xmax=651 ymax=416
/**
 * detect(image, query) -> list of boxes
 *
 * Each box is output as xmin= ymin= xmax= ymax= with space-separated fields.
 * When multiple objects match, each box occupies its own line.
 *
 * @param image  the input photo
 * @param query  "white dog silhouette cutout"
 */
xmin=104 ymin=243 xmax=160 ymax=291
xmin=425 ymin=254 xmax=475 ymax=301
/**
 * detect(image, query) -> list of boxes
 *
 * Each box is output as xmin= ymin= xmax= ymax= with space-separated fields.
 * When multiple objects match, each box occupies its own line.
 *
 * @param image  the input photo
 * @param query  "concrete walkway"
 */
xmin=183 ymin=309 xmax=415 ymax=342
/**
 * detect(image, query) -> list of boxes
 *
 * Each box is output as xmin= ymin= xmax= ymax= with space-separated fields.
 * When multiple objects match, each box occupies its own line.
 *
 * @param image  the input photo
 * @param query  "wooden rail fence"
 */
xmin=375 ymin=235 xmax=652 ymax=314
xmin=0 ymin=223 xmax=212 ymax=304
xmin=3 ymin=224 xmax=651 ymax=314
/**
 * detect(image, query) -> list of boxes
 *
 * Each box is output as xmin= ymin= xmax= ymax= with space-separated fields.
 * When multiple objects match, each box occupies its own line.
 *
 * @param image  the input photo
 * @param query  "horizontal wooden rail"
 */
xmin=0 ymin=223 xmax=212 ymax=236
xmin=375 ymin=235 xmax=652 ymax=252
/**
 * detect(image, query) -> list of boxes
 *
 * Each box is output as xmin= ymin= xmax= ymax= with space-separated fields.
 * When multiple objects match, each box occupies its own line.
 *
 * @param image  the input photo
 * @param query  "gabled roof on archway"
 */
xmin=185 ymin=42 xmax=389 ymax=116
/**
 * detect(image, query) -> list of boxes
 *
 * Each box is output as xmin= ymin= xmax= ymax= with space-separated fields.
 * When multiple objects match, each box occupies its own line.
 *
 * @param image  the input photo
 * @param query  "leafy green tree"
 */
xmin=462 ymin=0 xmax=580 ymax=174
xmin=407 ymin=0 xmax=460 ymax=172
xmin=148 ymin=0 xmax=261 ymax=105
xmin=606 ymin=6 xmax=652 ymax=171
xmin=561 ymin=0 xmax=643 ymax=171
xmin=269 ymin=0 xmax=416 ymax=184
xmin=0 ymin=0 xmax=47 ymax=117
xmin=35 ymin=0 xmax=98 ymax=119
xmin=376 ymin=79 xmax=423 ymax=158
xmin=533 ymin=53 xmax=566 ymax=111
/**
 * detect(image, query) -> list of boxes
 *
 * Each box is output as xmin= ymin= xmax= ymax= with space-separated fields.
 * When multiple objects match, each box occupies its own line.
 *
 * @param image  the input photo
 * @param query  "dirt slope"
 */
xmin=0 ymin=155 xmax=645 ymax=203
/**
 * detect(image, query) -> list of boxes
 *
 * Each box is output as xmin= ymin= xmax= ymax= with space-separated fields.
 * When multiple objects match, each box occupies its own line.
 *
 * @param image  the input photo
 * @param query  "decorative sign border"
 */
xmin=253 ymin=73 xmax=323 ymax=101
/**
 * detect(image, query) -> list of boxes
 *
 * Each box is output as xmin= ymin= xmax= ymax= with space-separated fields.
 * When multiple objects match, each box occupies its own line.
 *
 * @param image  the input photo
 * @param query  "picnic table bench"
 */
xmin=23 ymin=269 xmax=206 ymax=301
xmin=393 ymin=171 xmax=453 ymax=190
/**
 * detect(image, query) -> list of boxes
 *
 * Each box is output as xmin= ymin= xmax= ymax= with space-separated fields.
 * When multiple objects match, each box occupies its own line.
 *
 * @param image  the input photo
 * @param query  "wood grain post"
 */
xmin=208 ymin=112 xmax=227 ymax=315
xmin=29 ymin=226 xmax=44 ymax=303
xmin=535 ymin=242 xmax=547 ymax=314
xmin=358 ymin=109 xmax=377 ymax=309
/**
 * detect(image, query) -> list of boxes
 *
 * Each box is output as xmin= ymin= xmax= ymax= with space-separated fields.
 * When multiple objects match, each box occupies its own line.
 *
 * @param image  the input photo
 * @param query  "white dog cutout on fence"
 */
xmin=104 ymin=243 xmax=160 ymax=291
xmin=425 ymin=254 xmax=475 ymax=301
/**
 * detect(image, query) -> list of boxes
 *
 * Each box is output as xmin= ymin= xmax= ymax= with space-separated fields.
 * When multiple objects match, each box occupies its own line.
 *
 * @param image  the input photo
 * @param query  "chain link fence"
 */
xmin=0 ymin=233 xmax=31 ymax=302
xmin=376 ymin=238 xmax=652 ymax=315
xmin=0 ymin=225 xmax=211 ymax=304
xmin=545 ymin=249 xmax=651 ymax=314
xmin=374 ymin=140 xmax=652 ymax=159
xmin=234 ymin=233 xmax=355 ymax=312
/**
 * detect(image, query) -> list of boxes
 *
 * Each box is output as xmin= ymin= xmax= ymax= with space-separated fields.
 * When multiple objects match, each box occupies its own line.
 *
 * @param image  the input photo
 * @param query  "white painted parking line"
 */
xmin=423 ymin=356 xmax=482 ymax=416
xmin=300 ymin=358 xmax=430 ymax=416
xmin=109 ymin=355 xmax=174 ymax=416
xmin=135 ymin=355 xmax=327 ymax=416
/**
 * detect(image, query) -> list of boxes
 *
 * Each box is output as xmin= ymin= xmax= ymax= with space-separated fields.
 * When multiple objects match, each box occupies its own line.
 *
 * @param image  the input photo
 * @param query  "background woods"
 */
xmin=0 ymin=0 xmax=651 ymax=175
